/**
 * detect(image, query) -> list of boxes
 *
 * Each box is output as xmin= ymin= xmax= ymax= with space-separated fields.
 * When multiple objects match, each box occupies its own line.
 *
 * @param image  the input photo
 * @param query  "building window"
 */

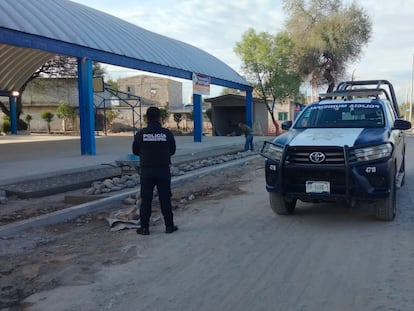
xmin=278 ymin=112 xmax=288 ymax=121
xmin=127 ymin=86 xmax=135 ymax=95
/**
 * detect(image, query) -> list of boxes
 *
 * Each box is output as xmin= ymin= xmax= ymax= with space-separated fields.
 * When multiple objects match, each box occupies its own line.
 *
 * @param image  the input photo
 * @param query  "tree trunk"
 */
xmin=324 ymin=69 xmax=335 ymax=93
xmin=264 ymin=102 xmax=280 ymax=136
xmin=270 ymin=113 xmax=280 ymax=136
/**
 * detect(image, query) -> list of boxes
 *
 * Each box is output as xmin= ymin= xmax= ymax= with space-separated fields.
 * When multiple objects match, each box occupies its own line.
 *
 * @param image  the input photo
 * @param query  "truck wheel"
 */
xmin=269 ymin=192 xmax=296 ymax=215
xmin=375 ymin=166 xmax=396 ymax=221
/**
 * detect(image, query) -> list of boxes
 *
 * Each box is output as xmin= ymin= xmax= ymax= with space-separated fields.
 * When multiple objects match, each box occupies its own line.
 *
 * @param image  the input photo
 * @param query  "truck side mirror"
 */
xmin=281 ymin=121 xmax=292 ymax=130
xmin=393 ymin=119 xmax=412 ymax=130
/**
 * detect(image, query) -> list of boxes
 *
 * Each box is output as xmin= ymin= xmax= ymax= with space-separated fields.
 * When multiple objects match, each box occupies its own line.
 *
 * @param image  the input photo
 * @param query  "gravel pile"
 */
xmin=85 ymin=150 xmax=257 ymax=195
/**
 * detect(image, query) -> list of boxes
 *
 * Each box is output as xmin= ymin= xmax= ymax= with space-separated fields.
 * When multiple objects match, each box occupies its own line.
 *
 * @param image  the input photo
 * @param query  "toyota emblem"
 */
xmin=309 ymin=152 xmax=326 ymax=163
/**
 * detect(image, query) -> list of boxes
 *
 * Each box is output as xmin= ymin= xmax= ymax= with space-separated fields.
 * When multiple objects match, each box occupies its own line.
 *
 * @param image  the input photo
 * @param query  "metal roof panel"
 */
xmin=0 ymin=0 xmax=249 ymax=92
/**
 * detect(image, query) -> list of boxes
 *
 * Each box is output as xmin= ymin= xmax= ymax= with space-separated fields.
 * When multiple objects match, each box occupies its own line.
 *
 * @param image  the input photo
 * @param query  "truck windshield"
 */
xmin=295 ymin=103 xmax=385 ymax=128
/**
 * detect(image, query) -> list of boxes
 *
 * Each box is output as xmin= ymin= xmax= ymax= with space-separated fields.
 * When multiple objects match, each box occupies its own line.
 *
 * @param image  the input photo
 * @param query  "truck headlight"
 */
xmin=354 ymin=143 xmax=393 ymax=161
xmin=260 ymin=141 xmax=284 ymax=162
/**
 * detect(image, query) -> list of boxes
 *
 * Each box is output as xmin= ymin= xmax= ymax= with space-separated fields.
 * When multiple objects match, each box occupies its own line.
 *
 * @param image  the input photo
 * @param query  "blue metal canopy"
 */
xmin=0 ymin=0 xmax=250 ymax=92
xmin=0 ymin=0 xmax=253 ymax=153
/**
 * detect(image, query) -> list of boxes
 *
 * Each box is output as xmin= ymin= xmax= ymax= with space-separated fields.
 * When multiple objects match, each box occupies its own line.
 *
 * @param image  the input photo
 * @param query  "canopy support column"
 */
xmin=245 ymin=89 xmax=253 ymax=127
xmin=193 ymin=93 xmax=202 ymax=142
xmin=9 ymin=96 xmax=17 ymax=134
xmin=77 ymin=57 xmax=96 ymax=155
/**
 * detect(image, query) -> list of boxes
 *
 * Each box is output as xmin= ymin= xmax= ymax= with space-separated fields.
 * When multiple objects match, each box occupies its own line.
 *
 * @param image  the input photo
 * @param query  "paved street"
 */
xmin=1 ymin=136 xmax=413 ymax=310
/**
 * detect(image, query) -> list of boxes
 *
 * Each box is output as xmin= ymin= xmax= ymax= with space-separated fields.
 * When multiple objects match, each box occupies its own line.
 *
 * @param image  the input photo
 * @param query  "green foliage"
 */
xmin=56 ymin=103 xmax=76 ymax=121
xmin=173 ymin=113 xmax=183 ymax=129
xmin=159 ymin=108 xmax=169 ymax=125
xmin=105 ymin=110 xmax=118 ymax=125
xmin=2 ymin=116 xmax=10 ymax=133
xmin=234 ymin=28 xmax=302 ymax=134
xmin=92 ymin=62 xmax=106 ymax=77
xmin=1 ymin=116 xmax=27 ymax=132
xmin=106 ymin=79 xmax=119 ymax=92
xmin=41 ymin=111 xmax=54 ymax=133
xmin=283 ymin=0 xmax=372 ymax=89
xmin=56 ymin=103 xmax=76 ymax=131
xmin=41 ymin=111 xmax=54 ymax=122
xmin=235 ymin=29 xmax=301 ymax=101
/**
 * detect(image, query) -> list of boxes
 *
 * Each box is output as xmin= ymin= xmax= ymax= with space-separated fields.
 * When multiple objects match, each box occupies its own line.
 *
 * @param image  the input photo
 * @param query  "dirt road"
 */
xmin=2 ymin=150 xmax=414 ymax=310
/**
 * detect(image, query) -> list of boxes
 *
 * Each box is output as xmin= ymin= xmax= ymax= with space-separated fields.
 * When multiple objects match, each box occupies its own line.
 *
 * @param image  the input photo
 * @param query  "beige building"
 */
xmin=117 ymin=75 xmax=183 ymax=109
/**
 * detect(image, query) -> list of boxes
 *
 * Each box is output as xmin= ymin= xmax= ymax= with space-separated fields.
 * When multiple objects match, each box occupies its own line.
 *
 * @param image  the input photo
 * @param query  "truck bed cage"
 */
xmin=319 ymin=80 xmax=400 ymax=118
xmin=319 ymin=88 xmax=391 ymax=101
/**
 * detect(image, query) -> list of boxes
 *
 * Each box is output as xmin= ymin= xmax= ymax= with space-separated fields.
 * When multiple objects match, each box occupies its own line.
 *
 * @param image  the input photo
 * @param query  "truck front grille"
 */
xmin=286 ymin=146 xmax=346 ymax=165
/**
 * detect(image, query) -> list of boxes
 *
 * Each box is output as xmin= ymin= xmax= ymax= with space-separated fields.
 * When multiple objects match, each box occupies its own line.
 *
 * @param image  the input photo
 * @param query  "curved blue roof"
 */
xmin=0 ymin=0 xmax=250 ymax=93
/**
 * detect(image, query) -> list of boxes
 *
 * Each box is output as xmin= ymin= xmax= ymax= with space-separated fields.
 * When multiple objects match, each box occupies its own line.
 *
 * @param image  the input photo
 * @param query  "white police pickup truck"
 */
xmin=260 ymin=80 xmax=411 ymax=221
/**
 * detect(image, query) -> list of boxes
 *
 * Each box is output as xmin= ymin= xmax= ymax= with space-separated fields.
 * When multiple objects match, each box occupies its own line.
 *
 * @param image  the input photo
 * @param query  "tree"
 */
xmin=173 ymin=113 xmax=183 ymax=129
xmin=41 ymin=111 xmax=54 ymax=134
xmin=0 ymin=55 xmax=106 ymax=125
xmin=105 ymin=79 xmax=119 ymax=92
xmin=56 ymin=103 xmax=77 ymax=131
xmin=159 ymin=108 xmax=169 ymax=125
xmin=234 ymin=28 xmax=302 ymax=135
xmin=105 ymin=110 xmax=118 ymax=131
xmin=283 ymin=0 xmax=372 ymax=93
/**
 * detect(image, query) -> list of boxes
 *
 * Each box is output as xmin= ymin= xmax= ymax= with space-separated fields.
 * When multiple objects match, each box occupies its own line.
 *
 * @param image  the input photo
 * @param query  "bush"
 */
xmin=1 ymin=116 xmax=27 ymax=132
xmin=56 ymin=103 xmax=76 ymax=131
xmin=2 ymin=116 xmax=10 ymax=133
xmin=56 ymin=103 xmax=76 ymax=120
xmin=2 ymin=119 xmax=11 ymax=133
xmin=41 ymin=111 xmax=54 ymax=134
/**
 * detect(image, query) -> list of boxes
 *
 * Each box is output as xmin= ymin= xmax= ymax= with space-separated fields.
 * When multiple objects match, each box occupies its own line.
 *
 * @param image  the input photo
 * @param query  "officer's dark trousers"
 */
xmin=139 ymin=166 xmax=174 ymax=229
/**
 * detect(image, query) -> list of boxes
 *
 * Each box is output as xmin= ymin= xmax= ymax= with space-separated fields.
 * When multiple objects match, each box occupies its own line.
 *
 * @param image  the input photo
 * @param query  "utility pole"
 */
xmin=410 ymin=54 xmax=414 ymax=122
xmin=405 ymin=88 xmax=409 ymax=120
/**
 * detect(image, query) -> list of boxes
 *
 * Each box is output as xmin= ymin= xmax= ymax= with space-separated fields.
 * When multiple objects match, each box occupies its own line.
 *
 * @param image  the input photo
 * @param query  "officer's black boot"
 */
xmin=165 ymin=225 xmax=178 ymax=234
xmin=136 ymin=227 xmax=150 ymax=235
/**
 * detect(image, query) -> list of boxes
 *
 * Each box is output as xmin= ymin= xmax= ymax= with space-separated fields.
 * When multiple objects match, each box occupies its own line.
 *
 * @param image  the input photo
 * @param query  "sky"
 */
xmin=71 ymin=0 xmax=414 ymax=104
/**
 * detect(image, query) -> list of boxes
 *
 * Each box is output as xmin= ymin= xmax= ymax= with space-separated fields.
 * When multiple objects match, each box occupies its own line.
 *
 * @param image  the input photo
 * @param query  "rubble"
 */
xmin=84 ymin=150 xmax=257 ymax=195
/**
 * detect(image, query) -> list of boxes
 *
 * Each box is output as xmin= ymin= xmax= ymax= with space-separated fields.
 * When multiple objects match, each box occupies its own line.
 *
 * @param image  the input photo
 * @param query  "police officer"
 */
xmin=133 ymin=106 xmax=177 ymax=235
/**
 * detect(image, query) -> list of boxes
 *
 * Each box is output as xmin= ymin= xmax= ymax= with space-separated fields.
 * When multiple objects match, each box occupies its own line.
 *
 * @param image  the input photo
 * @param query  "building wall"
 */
xmin=14 ymin=78 xmax=80 ymax=132
xmin=23 ymin=78 xmax=79 ymax=107
xmin=207 ymin=94 xmax=291 ymax=136
xmin=253 ymin=103 xmax=268 ymax=135
xmin=117 ymin=75 xmax=183 ymax=109
xmin=1 ymin=76 xmax=184 ymax=133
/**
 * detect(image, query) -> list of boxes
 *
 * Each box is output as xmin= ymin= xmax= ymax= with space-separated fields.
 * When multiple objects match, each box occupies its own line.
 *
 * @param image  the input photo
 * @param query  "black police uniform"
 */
xmin=132 ymin=121 xmax=176 ymax=231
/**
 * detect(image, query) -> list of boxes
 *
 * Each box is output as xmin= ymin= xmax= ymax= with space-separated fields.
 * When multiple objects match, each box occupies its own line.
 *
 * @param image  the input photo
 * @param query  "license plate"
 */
xmin=306 ymin=181 xmax=330 ymax=194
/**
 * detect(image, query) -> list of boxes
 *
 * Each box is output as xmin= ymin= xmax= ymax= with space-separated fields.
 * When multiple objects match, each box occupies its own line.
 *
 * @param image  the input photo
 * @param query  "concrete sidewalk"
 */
xmin=0 ymin=133 xmax=270 ymax=186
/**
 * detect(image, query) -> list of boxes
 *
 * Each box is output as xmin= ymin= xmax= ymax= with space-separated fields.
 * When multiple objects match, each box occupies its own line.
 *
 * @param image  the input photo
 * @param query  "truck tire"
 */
xmin=375 ymin=166 xmax=396 ymax=221
xmin=269 ymin=192 xmax=296 ymax=215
